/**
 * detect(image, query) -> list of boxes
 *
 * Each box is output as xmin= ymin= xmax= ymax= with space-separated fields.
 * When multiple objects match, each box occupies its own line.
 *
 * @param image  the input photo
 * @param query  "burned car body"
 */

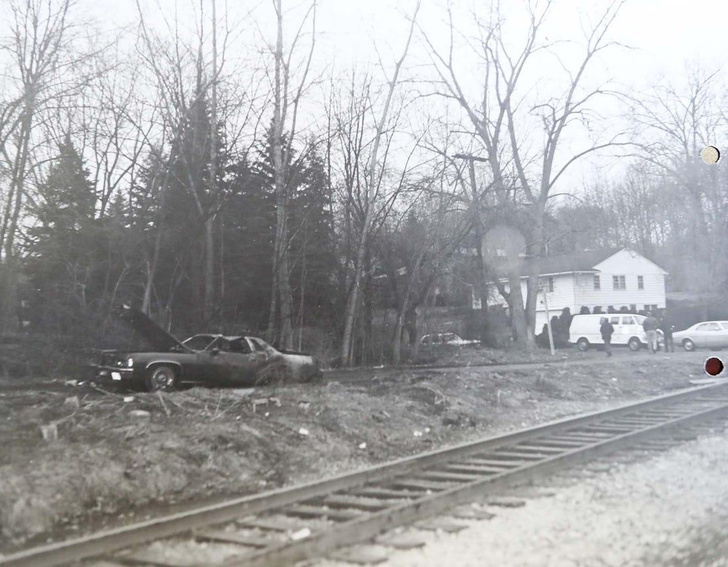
xmin=181 ymin=334 xmax=322 ymax=383
xmin=94 ymin=306 xmax=321 ymax=391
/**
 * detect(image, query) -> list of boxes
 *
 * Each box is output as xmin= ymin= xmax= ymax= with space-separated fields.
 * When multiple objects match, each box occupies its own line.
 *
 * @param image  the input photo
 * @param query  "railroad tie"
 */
xmin=320 ymin=495 xmax=392 ymax=512
xmin=284 ymin=504 xmax=363 ymax=522
xmin=417 ymin=470 xmax=485 ymax=483
xmin=195 ymin=530 xmax=273 ymax=548
xmin=351 ymin=486 xmax=424 ymax=500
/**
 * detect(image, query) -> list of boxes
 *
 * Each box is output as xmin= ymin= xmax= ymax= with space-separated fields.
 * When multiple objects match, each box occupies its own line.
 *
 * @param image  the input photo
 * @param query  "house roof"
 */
xmin=510 ymin=248 xmax=622 ymax=277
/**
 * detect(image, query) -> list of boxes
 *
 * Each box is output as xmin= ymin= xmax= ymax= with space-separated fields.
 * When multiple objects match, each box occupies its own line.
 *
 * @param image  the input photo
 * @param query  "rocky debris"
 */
xmin=441 ymin=411 xmax=476 ymax=428
xmin=0 ymin=354 xmax=704 ymax=547
xmin=486 ymin=496 xmax=526 ymax=508
xmin=63 ymin=396 xmax=80 ymax=409
xmin=39 ymin=423 xmax=58 ymax=442
xmin=129 ymin=410 xmax=151 ymax=419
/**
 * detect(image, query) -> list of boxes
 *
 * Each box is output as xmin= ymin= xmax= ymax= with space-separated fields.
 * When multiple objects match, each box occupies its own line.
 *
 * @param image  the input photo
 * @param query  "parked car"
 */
xmin=182 ymin=334 xmax=322 ymax=382
xmin=672 ymin=321 xmax=728 ymax=351
xmin=94 ymin=306 xmax=321 ymax=391
xmin=420 ymin=333 xmax=480 ymax=346
xmin=569 ymin=314 xmax=663 ymax=352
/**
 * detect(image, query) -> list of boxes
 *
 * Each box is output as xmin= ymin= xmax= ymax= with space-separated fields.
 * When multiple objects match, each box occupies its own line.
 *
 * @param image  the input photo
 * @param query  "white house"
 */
xmin=486 ymin=248 xmax=668 ymax=330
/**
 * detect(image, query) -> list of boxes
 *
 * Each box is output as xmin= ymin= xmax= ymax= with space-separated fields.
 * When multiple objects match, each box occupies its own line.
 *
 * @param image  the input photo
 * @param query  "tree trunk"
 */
xmin=507 ymin=272 xmax=528 ymax=344
xmin=269 ymin=0 xmax=294 ymax=350
xmin=204 ymin=0 xmax=218 ymax=325
xmin=523 ymin=212 xmax=545 ymax=345
xmin=404 ymin=305 xmax=417 ymax=346
xmin=340 ymin=214 xmax=371 ymax=365
xmin=0 ymin=107 xmax=32 ymax=334
xmin=203 ymin=214 xmax=215 ymax=323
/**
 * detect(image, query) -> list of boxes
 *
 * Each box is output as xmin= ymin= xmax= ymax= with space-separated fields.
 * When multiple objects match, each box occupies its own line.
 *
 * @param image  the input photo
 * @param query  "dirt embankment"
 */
xmin=0 ymin=353 xmax=710 ymax=553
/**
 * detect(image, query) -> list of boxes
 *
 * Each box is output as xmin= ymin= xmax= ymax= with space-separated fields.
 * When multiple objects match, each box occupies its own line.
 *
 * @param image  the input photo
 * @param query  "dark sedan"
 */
xmin=94 ymin=306 xmax=321 ymax=391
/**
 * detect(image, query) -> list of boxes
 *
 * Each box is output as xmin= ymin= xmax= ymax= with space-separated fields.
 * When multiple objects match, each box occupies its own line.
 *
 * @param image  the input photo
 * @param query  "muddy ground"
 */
xmin=0 ymin=349 xmax=714 ymax=554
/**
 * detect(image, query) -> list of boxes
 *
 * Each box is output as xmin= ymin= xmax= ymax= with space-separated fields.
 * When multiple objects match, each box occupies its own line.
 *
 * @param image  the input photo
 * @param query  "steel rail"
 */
xmin=233 ymin=399 xmax=728 ymax=566
xmin=2 ymin=382 xmax=726 ymax=567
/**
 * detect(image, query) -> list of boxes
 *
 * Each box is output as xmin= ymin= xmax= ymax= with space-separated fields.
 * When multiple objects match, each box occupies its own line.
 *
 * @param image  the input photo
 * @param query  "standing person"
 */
xmin=660 ymin=310 xmax=675 ymax=353
xmin=600 ymin=317 xmax=614 ymax=357
xmin=643 ymin=311 xmax=658 ymax=354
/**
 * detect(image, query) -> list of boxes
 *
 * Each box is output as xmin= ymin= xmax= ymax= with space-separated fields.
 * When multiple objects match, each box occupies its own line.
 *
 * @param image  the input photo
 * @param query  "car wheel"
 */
xmin=628 ymin=337 xmax=642 ymax=352
xmin=683 ymin=339 xmax=696 ymax=352
xmin=576 ymin=338 xmax=589 ymax=352
xmin=145 ymin=365 xmax=177 ymax=392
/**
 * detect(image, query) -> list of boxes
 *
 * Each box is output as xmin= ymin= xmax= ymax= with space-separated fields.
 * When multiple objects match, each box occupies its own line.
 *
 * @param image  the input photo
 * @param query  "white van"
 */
xmin=568 ymin=314 xmax=663 ymax=352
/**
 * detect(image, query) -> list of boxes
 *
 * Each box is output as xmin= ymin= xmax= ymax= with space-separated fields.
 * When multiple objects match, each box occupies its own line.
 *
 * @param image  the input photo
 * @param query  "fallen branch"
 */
xmin=156 ymin=391 xmax=171 ymax=417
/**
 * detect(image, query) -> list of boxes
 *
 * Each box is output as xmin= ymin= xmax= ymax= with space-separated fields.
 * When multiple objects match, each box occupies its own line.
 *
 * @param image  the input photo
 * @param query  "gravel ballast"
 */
xmin=334 ymin=433 xmax=728 ymax=567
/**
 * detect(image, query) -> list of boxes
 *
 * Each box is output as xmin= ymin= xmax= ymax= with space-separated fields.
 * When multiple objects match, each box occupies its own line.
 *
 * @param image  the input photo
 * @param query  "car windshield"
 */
xmin=183 ymin=335 xmax=216 ymax=350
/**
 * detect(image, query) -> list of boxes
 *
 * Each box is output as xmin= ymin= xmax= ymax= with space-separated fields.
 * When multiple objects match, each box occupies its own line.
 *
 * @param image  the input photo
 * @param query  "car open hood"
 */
xmin=114 ymin=305 xmax=192 ymax=353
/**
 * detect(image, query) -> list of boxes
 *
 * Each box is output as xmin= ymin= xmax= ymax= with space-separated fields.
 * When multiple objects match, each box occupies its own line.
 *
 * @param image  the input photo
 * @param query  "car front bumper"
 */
xmin=94 ymin=366 xmax=137 ymax=383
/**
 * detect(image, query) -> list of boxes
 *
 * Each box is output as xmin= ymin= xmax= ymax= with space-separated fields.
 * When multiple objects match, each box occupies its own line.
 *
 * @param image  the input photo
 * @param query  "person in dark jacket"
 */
xmin=659 ymin=311 xmax=675 ymax=353
xmin=643 ymin=312 xmax=659 ymax=354
xmin=600 ymin=317 xmax=614 ymax=357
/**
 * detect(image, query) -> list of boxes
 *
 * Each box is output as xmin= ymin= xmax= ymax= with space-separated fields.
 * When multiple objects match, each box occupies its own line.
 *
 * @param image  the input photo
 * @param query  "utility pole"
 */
xmin=541 ymin=287 xmax=555 ymax=356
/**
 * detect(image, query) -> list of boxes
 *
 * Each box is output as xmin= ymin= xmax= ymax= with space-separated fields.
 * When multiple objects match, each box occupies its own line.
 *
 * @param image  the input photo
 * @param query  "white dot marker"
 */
xmin=700 ymin=145 xmax=720 ymax=165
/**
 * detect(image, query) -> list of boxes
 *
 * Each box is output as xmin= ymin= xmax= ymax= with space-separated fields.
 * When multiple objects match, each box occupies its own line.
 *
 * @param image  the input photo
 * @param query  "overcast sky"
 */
xmin=38 ymin=0 xmax=728 ymax=189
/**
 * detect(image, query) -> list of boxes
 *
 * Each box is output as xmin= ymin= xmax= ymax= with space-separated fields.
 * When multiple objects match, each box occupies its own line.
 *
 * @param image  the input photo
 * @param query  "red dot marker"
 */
xmin=705 ymin=357 xmax=724 ymax=377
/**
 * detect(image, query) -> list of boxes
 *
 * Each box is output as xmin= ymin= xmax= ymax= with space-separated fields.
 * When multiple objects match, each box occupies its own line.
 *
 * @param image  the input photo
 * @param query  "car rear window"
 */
xmin=229 ymin=338 xmax=252 ymax=353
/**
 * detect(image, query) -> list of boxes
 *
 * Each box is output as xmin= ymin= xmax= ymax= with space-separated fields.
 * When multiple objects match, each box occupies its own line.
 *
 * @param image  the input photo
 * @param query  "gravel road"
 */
xmin=317 ymin=432 xmax=728 ymax=567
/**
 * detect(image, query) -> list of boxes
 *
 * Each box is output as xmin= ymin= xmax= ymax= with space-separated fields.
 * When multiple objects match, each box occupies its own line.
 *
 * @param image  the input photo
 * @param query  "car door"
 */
xmin=703 ymin=323 xmax=723 ymax=347
xmin=213 ymin=337 xmax=261 ymax=385
xmin=692 ymin=323 xmax=716 ymax=348
xmin=192 ymin=337 xmax=230 ymax=383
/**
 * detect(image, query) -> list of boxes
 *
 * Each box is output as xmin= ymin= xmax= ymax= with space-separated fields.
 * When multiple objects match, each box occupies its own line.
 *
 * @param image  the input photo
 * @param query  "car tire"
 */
xmin=683 ymin=339 xmax=696 ymax=352
xmin=628 ymin=337 xmax=642 ymax=352
xmin=576 ymin=338 xmax=589 ymax=352
xmin=145 ymin=365 xmax=178 ymax=392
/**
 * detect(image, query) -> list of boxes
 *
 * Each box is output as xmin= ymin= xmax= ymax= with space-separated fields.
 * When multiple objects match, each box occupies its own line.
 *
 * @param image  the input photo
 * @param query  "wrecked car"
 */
xmin=94 ymin=306 xmax=322 ymax=391
xmin=182 ymin=334 xmax=322 ymax=383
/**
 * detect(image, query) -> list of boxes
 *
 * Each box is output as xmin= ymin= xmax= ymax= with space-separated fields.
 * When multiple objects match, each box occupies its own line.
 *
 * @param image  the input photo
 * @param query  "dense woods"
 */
xmin=1 ymin=0 xmax=726 ymax=366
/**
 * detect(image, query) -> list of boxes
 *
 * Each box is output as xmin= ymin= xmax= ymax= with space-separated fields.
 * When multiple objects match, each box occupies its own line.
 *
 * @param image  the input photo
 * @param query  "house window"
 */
xmin=593 ymin=306 xmax=603 ymax=314
xmin=630 ymin=304 xmax=636 ymax=312
xmin=638 ymin=276 xmax=644 ymax=290
xmin=539 ymin=277 xmax=554 ymax=293
xmin=613 ymin=275 xmax=626 ymax=290
xmin=593 ymin=275 xmax=600 ymax=290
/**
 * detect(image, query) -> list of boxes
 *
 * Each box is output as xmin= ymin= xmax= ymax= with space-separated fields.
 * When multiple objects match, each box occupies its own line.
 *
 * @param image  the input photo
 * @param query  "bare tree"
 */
xmin=0 ymin=0 xmax=78 ymax=332
xmin=423 ymin=0 xmax=629 ymax=346
xmin=265 ymin=0 xmax=318 ymax=350
xmin=338 ymin=1 xmax=421 ymax=366
xmin=135 ymin=0 xmax=231 ymax=325
xmin=627 ymin=68 xmax=726 ymax=293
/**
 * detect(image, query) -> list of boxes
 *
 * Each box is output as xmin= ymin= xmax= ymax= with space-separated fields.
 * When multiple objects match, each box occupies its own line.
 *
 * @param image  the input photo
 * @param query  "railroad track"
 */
xmin=4 ymin=381 xmax=728 ymax=567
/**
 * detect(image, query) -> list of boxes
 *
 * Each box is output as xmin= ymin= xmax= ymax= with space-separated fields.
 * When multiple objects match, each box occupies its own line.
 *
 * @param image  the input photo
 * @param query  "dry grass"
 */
xmin=0 ymin=354 xmax=707 ymax=550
